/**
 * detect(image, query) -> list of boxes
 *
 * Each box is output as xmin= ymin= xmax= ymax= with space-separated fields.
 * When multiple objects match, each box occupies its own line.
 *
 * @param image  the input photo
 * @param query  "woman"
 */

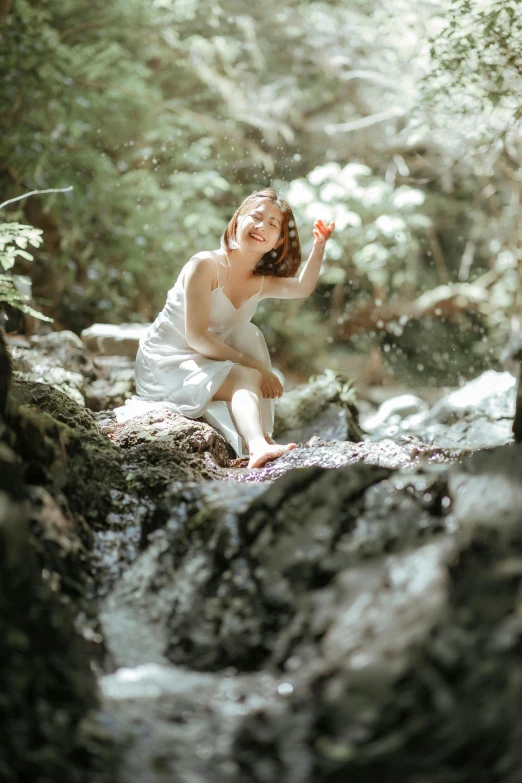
xmin=119 ymin=188 xmax=334 ymax=468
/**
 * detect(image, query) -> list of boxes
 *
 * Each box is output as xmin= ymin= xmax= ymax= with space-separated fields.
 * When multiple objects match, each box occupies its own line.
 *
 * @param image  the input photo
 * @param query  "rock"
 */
xmin=370 ymin=371 xmax=516 ymax=450
xmin=274 ymin=369 xmax=364 ymax=445
xmin=7 ymin=329 xmax=97 ymax=406
xmin=112 ymin=407 xmax=233 ymax=468
xmin=7 ymin=378 xmax=125 ymax=526
xmin=417 ymin=370 xmax=515 ymax=449
xmin=98 ymin=441 xmax=522 ymax=782
xmin=0 ymin=356 xmax=117 ymax=783
xmin=428 ymin=370 xmax=515 ymax=422
xmin=449 ymin=442 xmax=522 ymax=534
xmin=31 ymin=329 xmax=86 ymax=363
xmin=0 ymin=485 xmax=108 ymax=783
xmin=233 ymin=435 xmax=457 ymax=483
xmin=99 ymin=663 xmax=295 ymax=783
xmin=81 ymin=323 xmax=148 ymax=358
xmin=99 ymin=461 xmax=441 ymax=672
xmin=5 ymin=321 xmax=522 ymax=783
xmin=362 ymin=393 xmax=428 ymax=433
xmin=85 ymin=368 xmax=135 ymax=411
xmin=7 ymin=330 xmax=138 ymax=411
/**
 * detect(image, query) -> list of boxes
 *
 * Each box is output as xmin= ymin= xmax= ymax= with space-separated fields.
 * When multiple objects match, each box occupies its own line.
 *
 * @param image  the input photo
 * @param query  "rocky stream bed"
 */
xmin=2 ymin=329 xmax=522 ymax=783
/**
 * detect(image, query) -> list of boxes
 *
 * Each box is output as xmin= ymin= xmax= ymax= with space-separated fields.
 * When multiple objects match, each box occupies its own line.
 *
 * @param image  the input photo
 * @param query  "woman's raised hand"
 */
xmin=258 ymin=366 xmax=283 ymax=399
xmin=313 ymin=218 xmax=335 ymax=246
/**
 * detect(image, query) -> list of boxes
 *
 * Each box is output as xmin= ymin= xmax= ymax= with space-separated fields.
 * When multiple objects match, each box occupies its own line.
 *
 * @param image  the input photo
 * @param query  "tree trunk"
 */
xmin=0 ymin=0 xmax=11 ymax=26
xmin=0 ymin=330 xmax=11 ymax=418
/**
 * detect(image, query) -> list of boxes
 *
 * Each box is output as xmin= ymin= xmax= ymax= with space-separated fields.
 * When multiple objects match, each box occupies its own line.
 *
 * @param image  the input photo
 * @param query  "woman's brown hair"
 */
xmin=221 ymin=188 xmax=301 ymax=277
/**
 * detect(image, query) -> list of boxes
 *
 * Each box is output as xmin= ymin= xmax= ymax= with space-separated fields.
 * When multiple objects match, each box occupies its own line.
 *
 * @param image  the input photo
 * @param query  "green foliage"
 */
xmin=3 ymin=0 xmax=522 ymax=383
xmin=0 ymin=0 xmax=428 ymax=330
xmin=422 ymin=0 xmax=522 ymax=136
xmin=0 ymin=222 xmax=52 ymax=322
xmin=308 ymin=368 xmax=357 ymax=407
xmin=281 ymin=162 xmax=431 ymax=296
xmin=0 ymin=223 xmax=43 ymax=271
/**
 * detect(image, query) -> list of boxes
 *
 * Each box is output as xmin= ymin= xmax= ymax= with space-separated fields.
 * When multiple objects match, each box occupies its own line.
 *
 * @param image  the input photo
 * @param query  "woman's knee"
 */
xmin=232 ymin=365 xmax=262 ymax=389
xmin=224 ymin=322 xmax=263 ymax=352
xmin=224 ymin=364 xmax=262 ymax=394
xmin=213 ymin=365 xmax=262 ymax=401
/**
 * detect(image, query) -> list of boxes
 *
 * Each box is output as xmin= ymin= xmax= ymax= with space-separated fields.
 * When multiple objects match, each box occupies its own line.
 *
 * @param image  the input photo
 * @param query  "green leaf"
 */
xmin=14 ymin=303 xmax=54 ymax=322
xmin=14 ymin=249 xmax=34 ymax=261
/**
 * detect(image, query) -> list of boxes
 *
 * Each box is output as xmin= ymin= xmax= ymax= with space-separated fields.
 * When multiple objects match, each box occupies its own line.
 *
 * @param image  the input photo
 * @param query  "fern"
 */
xmin=0 ymin=223 xmax=52 ymax=323
xmin=0 ymin=187 xmax=72 ymax=325
xmin=0 ymin=274 xmax=53 ymax=322
xmin=0 ymin=223 xmax=43 ymax=271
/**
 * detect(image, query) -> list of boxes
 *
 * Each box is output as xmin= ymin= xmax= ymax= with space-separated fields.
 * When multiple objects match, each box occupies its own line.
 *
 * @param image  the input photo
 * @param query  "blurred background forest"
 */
xmin=1 ymin=0 xmax=522 ymax=387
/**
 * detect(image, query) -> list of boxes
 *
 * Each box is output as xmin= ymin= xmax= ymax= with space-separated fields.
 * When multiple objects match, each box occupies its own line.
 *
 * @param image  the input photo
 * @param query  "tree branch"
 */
xmin=0 ymin=187 xmax=73 ymax=211
xmin=324 ymin=107 xmax=406 ymax=136
xmin=337 ymin=282 xmax=490 ymax=340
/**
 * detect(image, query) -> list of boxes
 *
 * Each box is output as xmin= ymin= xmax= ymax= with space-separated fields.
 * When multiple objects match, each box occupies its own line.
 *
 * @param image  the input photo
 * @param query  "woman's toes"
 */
xmin=248 ymin=443 xmax=296 ymax=469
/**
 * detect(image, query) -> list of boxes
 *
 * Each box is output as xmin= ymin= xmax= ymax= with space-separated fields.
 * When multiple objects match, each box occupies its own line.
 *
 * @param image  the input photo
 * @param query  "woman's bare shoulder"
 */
xmin=181 ymin=251 xmax=219 ymax=285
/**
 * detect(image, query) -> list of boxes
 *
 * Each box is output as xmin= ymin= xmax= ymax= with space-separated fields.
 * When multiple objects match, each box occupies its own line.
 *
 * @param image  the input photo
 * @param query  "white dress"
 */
xmin=113 ymin=251 xmax=275 ymax=457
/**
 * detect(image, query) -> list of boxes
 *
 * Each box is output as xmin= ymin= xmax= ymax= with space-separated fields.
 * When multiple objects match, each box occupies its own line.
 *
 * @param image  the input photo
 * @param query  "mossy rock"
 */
xmin=0 ymin=465 xmax=116 ymax=783
xmin=7 ymin=379 xmax=125 ymax=526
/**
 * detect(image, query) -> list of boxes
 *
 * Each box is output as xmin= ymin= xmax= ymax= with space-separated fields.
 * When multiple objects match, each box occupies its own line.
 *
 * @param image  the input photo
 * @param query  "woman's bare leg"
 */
xmin=213 ymin=366 xmax=296 ymax=468
xmin=221 ymin=323 xmax=276 ymax=448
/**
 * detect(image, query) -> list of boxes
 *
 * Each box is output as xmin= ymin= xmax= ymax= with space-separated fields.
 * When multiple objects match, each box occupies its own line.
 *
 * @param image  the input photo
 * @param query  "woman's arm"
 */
xmin=263 ymin=218 xmax=335 ymax=300
xmin=184 ymin=256 xmax=266 ymax=371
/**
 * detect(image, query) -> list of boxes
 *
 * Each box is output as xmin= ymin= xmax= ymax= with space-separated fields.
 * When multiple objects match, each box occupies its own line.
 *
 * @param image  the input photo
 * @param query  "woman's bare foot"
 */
xmin=248 ymin=440 xmax=297 ymax=469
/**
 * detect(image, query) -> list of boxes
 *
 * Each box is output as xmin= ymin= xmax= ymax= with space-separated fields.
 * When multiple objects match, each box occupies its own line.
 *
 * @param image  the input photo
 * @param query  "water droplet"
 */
xmin=277 ymin=682 xmax=294 ymax=696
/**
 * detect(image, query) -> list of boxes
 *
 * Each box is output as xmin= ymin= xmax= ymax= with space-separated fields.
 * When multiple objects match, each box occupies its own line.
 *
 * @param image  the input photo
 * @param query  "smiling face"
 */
xmin=221 ymin=188 xmax=302 ymax=278
xmin=237 ymin=199 xmax=284 ymax=253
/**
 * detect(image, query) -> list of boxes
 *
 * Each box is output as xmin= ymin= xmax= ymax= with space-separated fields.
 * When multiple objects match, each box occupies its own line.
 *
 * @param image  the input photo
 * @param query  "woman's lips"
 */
xmin=249 ymin=233 xmax=265 ymax=242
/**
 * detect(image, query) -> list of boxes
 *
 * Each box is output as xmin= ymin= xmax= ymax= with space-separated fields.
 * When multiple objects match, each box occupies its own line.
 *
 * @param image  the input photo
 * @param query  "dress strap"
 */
xmin=211 ymin=250 xmax=231 ymax=290
xmin=257 ymin=274 xmax=267 ymax=297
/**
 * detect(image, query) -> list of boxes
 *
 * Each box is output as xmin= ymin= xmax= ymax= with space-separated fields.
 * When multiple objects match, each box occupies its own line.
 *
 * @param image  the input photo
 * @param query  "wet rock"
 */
xmin=362 ymin=393 xmax=428 ymax=433
xmin=99 ymin=662 xmax=319 ymax=783
xmin=515 ymin=377 xmax=522 ymax=443
xmin=96 ymin=453 xmax=471 ymax=783
xmin=97 ymin=442 xmax=522 ymax=783
xmin=94 ymin=409 xmax=236 ymax=556
xmin=100 ymin=461 xmax=453 ymax=675
xmin=369 ymin=371 xmax=516 ymax=450
xmin=234 ymin=435 xmax=459 ymax=483
xmin=449 ymin=442 xmax=522 ymax=535
xmin=6 ymin=320 xmax=522 ymax=783
xmin=9 ymin=343 xmax=86 ymax=405
xmin=274 ymin=370 xmax=364 ymax=445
